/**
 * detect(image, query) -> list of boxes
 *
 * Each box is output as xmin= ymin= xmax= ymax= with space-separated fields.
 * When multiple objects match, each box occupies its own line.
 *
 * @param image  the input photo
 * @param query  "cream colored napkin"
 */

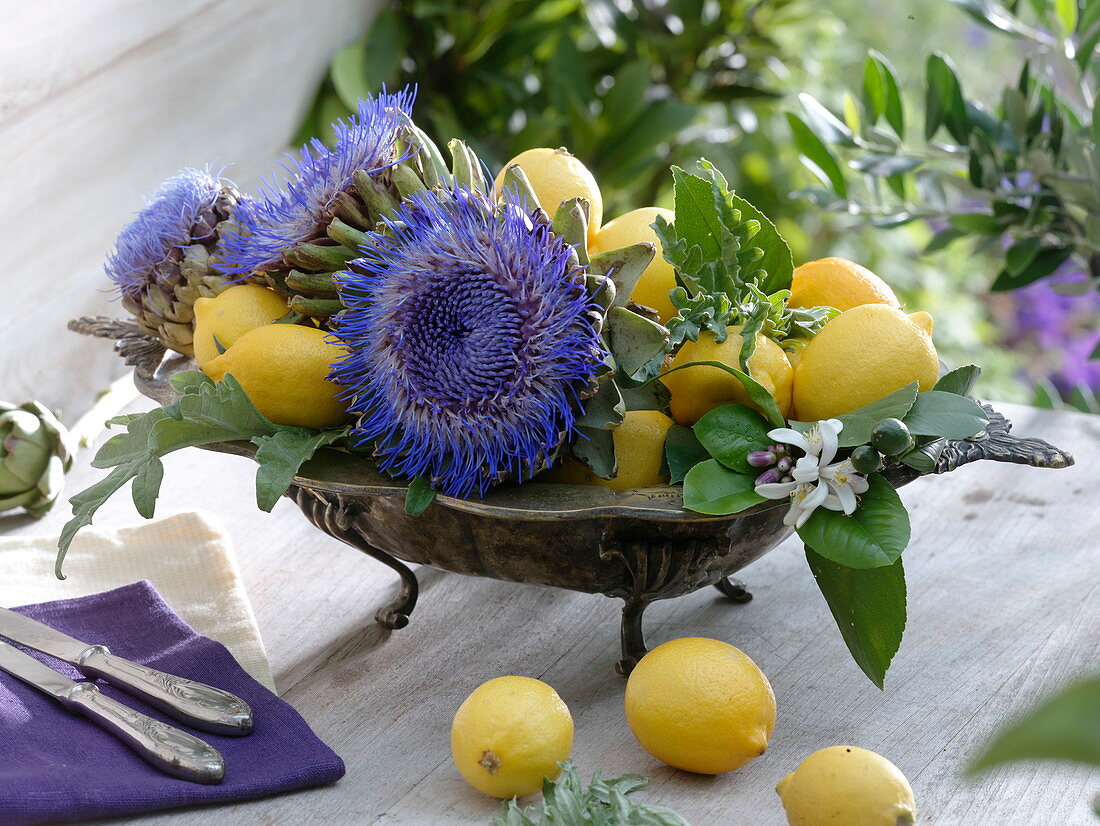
xmin=0 ymin=510 xmax=275 ymax=691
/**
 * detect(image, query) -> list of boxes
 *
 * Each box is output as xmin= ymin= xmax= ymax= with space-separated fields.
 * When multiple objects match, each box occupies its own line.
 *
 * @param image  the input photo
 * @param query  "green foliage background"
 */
xmin=294 ymin=0 xmax=1098 ymax=409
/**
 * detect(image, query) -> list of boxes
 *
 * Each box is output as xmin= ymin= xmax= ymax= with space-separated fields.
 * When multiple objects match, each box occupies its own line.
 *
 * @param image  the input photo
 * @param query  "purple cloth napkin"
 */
xmin=0 ymin=581 xmax=344 ymax=824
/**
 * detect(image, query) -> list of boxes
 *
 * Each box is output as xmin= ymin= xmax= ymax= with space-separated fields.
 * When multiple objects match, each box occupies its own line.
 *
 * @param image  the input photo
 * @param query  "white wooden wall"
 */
xmin=0 ymin=0 xmax=380 ymax=421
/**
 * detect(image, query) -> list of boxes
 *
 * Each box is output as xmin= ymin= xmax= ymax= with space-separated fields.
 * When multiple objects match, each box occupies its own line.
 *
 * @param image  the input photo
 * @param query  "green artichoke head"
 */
xmin=0 ymin=402 xmax=75 ymax=518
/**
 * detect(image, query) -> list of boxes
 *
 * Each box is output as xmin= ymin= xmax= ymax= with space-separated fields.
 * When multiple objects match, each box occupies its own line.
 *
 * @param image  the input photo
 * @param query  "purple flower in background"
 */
xmin=219 ymin=87 xmax=415 ymax=275
xmin=332 ymin=187 xmax=607 ymax=497
xmin=1000 ymin=262 xmax=1100 ymax=395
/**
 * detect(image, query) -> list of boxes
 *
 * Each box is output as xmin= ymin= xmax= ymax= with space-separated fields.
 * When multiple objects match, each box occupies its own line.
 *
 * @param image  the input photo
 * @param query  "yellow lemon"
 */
xmin=493 ymin=147 xmax=603 ymax=243
xmin=540 ymin=410 xmax=674 ymax=491
xmin=192 ymin=285 xmax=289 ymax=369
xmin=660 ymin=327 xmax=793 ymax=425
xmin=591 ymin=207 xmax=677 ymax=323
xmin=625 ymin=637 xmax=775 ymax=775
xmin=793 ymin=304 xmax=938 ymax=421
xmin=202 ymin=324 xmax=349 ymax=428
xmin=788 ymin=257 xmax=900 ymax=312
xmin=776 ymin=746 xmax=916 ymax=826
xmin=451 ymin=676 xmax=574 ymax=799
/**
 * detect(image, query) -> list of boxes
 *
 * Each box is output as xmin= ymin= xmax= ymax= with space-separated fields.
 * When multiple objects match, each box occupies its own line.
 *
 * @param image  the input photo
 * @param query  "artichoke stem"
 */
xmin=354 ymin=170 xmax=400 ymax=217
xmin=390 ymin=163 xmax=427 ymax=199
xmin=284 ymin=242 xmax=356 ymax=272
xmin=288 ymin=296 xmax=344 ymax=317
xmin=327 ymin=217 xmax=368 ymax=250
xmin=285 ymin=270 xmax=340 ymax=298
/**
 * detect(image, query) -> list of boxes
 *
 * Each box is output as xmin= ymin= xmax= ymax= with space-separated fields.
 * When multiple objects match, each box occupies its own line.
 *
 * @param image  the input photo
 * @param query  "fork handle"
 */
xmin=62 ymin=682 xmax=225 ymax=784
xmin=78 ymin=645 xmax=253 ymax=736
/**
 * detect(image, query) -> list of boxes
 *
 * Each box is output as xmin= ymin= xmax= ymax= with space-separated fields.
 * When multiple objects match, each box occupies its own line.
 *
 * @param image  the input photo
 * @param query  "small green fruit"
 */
xmin=850 ymin=445 xmax=883 ymax=474
xmin=871 ymin=418 xmax=912 ymax=456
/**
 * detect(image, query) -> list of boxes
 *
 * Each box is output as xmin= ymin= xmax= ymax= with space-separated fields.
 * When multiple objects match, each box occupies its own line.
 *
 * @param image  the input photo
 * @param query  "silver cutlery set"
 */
xmin=0 ymin=606 xmax=254 ymax=784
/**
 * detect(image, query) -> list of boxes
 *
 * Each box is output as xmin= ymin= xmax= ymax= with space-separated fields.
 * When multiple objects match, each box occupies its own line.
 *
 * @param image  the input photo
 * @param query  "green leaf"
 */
xmin=669 ymin=166 xmax=726 ymax=262
xmin=714 ymin=176 xmax=794 ymax=293
xmin=799 ymin=92 xmax=857 ymax=146
xmin=252 ymin=429 xmax=344 ymax=512
xmin=664 ymin=426 xmax=709 ymax=485
xmin=968 ymin=676 xmax=1100 ymax=775
xmin=798 ymin=474 xmax=911 ymax=568
xmin=805 ymin=546 xmax=907 ymax=689
xmin=787 ymin=113 xmax=848 ymax=198
xmin=683 ymin=459 xmax=766 ymax=515
xmin=831 ymin=383 xmax=920 ymax=447
xmin=902 ymin=391 xmax=988 ymax=438
xmin=405 ymin=476 xmax=437 ymax=516
xmin=693 ymin=404 xmax=772 ymax=474
xmin=849 ymin=154 xmax=923 ymax=177
xmin=933 ymin=365 xmax=982 ymax=397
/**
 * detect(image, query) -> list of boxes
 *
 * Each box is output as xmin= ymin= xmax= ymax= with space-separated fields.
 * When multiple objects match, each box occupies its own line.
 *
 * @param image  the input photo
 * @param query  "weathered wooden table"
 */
xmin=2 ymin=402 xmax=1096 ymax=825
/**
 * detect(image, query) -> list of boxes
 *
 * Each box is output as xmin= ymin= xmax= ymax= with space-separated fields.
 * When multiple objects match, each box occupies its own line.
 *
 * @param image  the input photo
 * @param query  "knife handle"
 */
xmin=62 ymin=682 xmax=225 ymax=784
xmin=78 ymin=645 xmax=253 ymax=736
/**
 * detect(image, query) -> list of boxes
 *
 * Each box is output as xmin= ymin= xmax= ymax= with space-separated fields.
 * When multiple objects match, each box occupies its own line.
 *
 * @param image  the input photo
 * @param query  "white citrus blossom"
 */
xmin=755 ymin=418 xmax=869 ymax=528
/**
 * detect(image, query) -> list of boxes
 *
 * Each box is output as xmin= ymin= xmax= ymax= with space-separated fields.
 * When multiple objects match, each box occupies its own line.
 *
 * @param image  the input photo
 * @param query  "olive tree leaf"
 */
xmin=787 ymin=113 xmax=849 ymax=198
xmin=806 ymin=546 xmax=907 ymax=689
xmin=798 ymin=474 xmax=911 ymax=568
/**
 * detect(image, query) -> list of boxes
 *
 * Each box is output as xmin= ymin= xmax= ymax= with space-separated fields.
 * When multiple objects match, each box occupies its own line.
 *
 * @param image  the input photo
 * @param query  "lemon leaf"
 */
xmin=404 ymin=476 xmax=437 ymax=517
xmin=657 ymin=359 xmax=784 ymax=427
xmin=933 ymin=364 xmax=981 ymax=396
xmin=805 ymin=546 xmax=906 ymax=690
xmin=902 ymin=391 xmax=988 ymax=439
xmin=664 ymin=425 xmax=708 ymax=485
xmin=693 ymin=404 xmax=772 ymax=474
xmin=830 ymin=383 xmax=920 ymax=447
xmin=798 ymin=474 xmax=911 ymax=569
xmin=683 ymin=459 xmax=765 ymax=515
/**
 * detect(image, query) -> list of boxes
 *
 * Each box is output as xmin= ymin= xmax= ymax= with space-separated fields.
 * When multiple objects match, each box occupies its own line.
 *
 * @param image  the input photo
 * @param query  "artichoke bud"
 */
xmin=0 ymin=401 xmax=75 ymax=518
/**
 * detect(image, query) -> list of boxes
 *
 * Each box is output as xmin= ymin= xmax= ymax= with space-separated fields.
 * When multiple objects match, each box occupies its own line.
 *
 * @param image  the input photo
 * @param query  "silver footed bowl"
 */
xmin=76 ymin=317 xmax=1076 ymax=674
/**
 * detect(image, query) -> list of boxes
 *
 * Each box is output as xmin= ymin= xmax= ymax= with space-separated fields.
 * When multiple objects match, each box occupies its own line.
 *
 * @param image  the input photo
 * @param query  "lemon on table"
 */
xmin=792 ymin=304 xmax=938 ymax=421
xmin=201 ymin=324 xmax=349 ymax=428
xmin=493 ymin=147 xmax=603 ymax=242
xmin=191 ymin=284 xmax=290 ymax=369
xmin=451 ymin=676 xmax=574 ymax=799
xmin=591 ymin=207 xmax=677 ymax=323
xmin=788 ymin=257 xmax=900 ymax=313
xmin=624 ymin=637 xmax=776 ymax=775
xmin=539 ymin=410 xmax=674 ymax=491
xmin=776 ymin=746 xmax=916 ymax=826
xmin=660 ymin=327 xmax=793 ymax=425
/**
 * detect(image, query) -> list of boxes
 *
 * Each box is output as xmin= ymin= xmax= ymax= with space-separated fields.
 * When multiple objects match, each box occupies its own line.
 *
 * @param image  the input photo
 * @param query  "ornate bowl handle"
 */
xmin=935 ymin=403 xmax=1074 ymax=473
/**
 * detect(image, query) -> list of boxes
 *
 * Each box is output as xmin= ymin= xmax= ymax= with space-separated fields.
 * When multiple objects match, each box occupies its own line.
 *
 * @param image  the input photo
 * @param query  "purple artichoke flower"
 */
xmin=105 ymin=165 xmax=241 ymax=355
xmin=218 ymin=87 xmax=415 ymax=276
xmin=331 ymin=186 xmax=607 ymax=498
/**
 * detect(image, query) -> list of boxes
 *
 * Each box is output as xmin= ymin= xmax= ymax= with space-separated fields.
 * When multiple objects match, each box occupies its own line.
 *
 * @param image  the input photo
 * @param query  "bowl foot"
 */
xmin=615 ymin=598 xmax=650 ymax=676
xmin=714 ymin=576 xmax=753 ymax=603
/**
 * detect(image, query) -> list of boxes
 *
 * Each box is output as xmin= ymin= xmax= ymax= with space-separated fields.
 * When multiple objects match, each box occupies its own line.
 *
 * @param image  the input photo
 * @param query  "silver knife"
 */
xmin=0 ymin=641 xmax=225 ymax=784
xmin=0 ymin=607 xmax=252 ymax=736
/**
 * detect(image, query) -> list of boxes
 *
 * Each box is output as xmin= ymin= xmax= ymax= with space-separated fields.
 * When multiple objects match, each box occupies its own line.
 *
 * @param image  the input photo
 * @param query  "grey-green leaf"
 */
xmin=252 ymin=429 xmax=344 ymax=512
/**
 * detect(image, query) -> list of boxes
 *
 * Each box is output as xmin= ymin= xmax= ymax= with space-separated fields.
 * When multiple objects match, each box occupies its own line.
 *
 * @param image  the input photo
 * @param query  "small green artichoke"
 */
xmin=0 ymin=402 xmax=75 ymax=518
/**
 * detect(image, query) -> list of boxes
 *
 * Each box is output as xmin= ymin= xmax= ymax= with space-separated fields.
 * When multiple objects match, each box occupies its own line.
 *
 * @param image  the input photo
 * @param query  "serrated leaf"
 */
xmin=664 ymin=425 xmax=709 ymax=485
xmin=830 ymin=383 xmax=920 ymax=447
xmin=806 ymin=546 xmax=907 ymax=689
xmin=252 ymin=429 xmax=344 ymax=512
xmin=933 ymin=365 xmax=982 ymax=396
xmin=683 ymin=459 xmax=766 ymax=515
xmin=902 ymin=391 xmax=988 ymax=438
xmin=798 ymin=474 xmax=911 ymax=568
xmin=693 ymin=404 xmax=772 ymax=474
xmin=967 ymin=677 xmax=1100 ymax=774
